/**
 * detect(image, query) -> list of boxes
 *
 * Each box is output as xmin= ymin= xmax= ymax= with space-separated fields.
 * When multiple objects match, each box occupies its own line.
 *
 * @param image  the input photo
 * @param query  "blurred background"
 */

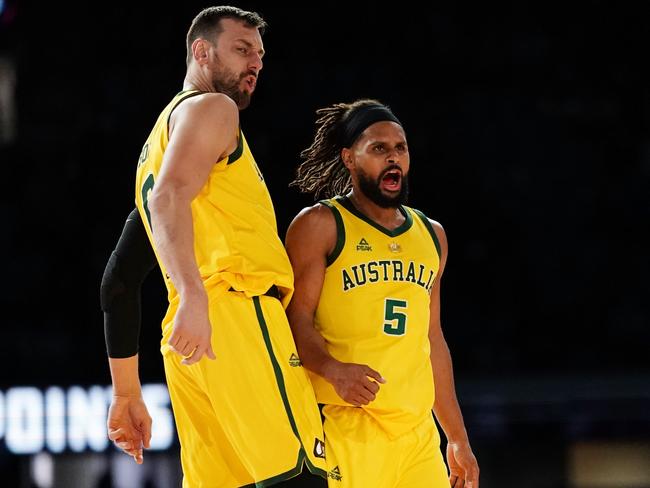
xmin=0 ymin=1 xmax=648 ymax=486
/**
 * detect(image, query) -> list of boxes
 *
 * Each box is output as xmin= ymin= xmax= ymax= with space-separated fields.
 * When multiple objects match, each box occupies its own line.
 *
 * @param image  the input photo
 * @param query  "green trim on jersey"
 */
xmin=163 ymin=90 xmax=243 ymax=166
xmin=253 ymin=297 xmax=302 ymax=439
xmin=252 ymin=296 xmax=327 ymax=483
xmin=165 ymin=90 xmax=202 ymax=126
xmin=250 ymin=451 xmax=309 ymax=487
xmin=412 ymin=208 xmax=441 ymax=258
xmin=303 ymin=453 xmax=328 ymax=480
xmin=227 ymin=128 xmax=244 ymax=164
xmin=240 ymin=449 xmax=326 ymax=486
xmin=319 ymin=200 xmax=346 ymax=266
xmin=336 ymin=196 xmax=413 ymax=237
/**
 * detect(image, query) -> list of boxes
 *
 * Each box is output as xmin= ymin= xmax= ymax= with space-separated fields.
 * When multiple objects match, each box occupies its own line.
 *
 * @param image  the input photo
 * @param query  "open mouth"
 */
xmin=243 ymin=75 xmax=257 ymax=91
xmin=381 ymin=169 xmax=402 ymax=191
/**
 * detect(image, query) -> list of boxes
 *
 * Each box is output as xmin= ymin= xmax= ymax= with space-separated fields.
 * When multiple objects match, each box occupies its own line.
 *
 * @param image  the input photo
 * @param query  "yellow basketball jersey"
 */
xmin=311 ymin=196 xmax=441 ymax=438
xmin=134 ymin=90 xmax=294 ymax=307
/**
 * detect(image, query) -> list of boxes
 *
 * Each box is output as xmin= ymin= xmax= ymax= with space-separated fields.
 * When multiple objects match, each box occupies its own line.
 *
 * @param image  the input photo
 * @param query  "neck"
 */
xmin=183 ymin=67 xmax=216 ymax=93
xmin=346 ymin=190 xmax=405 ymax=231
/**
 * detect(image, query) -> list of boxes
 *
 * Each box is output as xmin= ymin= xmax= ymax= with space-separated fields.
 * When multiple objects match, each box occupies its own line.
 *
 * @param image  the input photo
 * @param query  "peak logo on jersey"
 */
xmin=289 ymin=353 xmax=302 ymax=367
xmin=356 ymin=238 xmax=372 ymax=251
xmin=313 ymin=438 xmax=326 ymax=459
xmin=328 ymin=466 xmax=342 ymax=481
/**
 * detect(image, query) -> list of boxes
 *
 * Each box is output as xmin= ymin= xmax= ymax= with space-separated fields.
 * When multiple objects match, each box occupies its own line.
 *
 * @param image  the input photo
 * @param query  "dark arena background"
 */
xmin=0 ymin=1 xmax=648 ymax=487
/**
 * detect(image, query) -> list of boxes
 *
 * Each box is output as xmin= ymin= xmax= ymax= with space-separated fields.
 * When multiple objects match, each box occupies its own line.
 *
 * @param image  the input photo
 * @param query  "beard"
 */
xmin=210 ymin=57 xmax=252 ymax=109
xmin=357 ymin=166 xmax=409 ymax=208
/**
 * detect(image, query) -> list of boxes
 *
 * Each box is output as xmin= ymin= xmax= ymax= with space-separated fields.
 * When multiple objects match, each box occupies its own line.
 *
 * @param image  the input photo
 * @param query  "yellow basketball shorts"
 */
xmin=162 ymin=291 xmax=327 ymax=487
xmin=322 ymin=406 xmax=448 ymax=488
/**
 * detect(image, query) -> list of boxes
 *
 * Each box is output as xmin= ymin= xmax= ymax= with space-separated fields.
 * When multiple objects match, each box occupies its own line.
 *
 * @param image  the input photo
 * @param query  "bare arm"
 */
xmin=148 ymin=93 xmax=239 ymax=364
xmin=285 ymin=205 xmax=385 ymax=406
xmin=285 ymin=205 xmax=336 ymax=375
xmin=428 ymin=221 xmax=479 ymax=488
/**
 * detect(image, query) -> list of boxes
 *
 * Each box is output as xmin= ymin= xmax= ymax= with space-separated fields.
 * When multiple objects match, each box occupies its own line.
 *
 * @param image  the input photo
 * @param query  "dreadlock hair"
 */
xmin=291 ymin=99 xmax=387 ymax=200
xmin=186 ymin=6 xmax=267 ymax=66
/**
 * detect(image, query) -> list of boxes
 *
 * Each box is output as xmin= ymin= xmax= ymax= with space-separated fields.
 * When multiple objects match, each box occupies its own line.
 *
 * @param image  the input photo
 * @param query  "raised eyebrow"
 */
xmin=236 ymin=38 xmax=265 ymax=58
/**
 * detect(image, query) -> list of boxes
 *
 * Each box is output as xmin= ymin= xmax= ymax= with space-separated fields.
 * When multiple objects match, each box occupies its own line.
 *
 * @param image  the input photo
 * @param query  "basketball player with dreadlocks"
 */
xmin=285 ymin=99 xmax=479 ymax=488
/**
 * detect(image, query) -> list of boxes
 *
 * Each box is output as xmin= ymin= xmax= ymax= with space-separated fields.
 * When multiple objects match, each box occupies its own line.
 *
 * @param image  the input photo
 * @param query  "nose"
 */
xmin=386 ymin=149 xmax=401 ymax=166
xmin=249 ymin=53 xmax=263 ymax=73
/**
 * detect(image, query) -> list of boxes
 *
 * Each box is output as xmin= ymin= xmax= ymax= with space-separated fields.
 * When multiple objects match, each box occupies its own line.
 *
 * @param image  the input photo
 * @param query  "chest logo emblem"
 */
xmin=356 ymin=238 xmax=372 ymax=251
xmin=388 ymin=242 xmax=402 ymax=253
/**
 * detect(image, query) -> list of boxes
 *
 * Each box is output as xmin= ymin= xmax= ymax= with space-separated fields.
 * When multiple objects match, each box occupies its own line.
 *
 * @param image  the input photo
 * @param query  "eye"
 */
xmin=373 ymin=145 xmax=385 ymax=152
xmin=237 ymin=47 xmax=248 ymax=54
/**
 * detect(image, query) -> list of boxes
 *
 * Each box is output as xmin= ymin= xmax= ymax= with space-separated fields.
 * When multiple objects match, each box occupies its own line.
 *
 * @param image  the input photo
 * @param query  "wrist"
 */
xmin=113 ymin=391 xmax=142 ymax=399
xmin=319 ymin=356 xmax=341 ymax=383
xmin=178 ymin=283 xmax=207 ymax=301
xmin=112 ymin=389 xmax=142 ymax=398
xmin=447 ymin=435 xmax=471 ymax=446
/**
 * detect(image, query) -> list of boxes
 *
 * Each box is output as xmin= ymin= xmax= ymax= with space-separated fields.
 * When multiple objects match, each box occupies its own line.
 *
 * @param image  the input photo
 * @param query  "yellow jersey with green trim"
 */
xmin=311 ymin=196 xmax=441 ymax=438
xmin=134 ymin=90 xmax=294 ymax=308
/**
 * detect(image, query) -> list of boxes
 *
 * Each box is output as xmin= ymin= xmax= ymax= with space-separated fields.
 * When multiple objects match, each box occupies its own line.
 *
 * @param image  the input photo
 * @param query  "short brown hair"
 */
xmin=186 ymin=6 xmax=267 ymax=65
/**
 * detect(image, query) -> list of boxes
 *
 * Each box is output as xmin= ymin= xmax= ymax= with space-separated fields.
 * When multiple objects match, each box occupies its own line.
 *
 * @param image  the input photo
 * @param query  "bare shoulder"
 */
xmin=286 ymin=203 xmax=337 ymax=254
xmin=288 ymin=202 xmax=336 ymax=238
xmin=429 ymin=219 xmax=446 ymax=241
xmin=173 ymin=92 xmax=239 ymax=129
xmin=291 ymin=202 xmax=336 ymax=228
xmin=191 ymin=92 xmax=238 ymax=111
xmin=426 ymin=218 xmax=448 ymax=268
xmin=166 ymin=93 xmax=240 ymax=161
xmin=428 ymin=217 xmax=447 ymax=243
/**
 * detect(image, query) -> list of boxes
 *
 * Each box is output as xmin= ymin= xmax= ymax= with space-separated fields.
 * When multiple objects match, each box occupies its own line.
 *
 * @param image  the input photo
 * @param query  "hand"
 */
xmin=107 ymin=395 xmax=152 ymax=464
xmin=168 ymin=292 xmax=216 ymax=365
xmin=447 ymin=441 xmax=479 ymax=488
xmin=322 ymin=359 xmax=386 ymax=406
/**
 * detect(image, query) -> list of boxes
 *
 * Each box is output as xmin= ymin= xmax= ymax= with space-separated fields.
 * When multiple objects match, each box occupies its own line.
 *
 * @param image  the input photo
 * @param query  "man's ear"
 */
xmin=192 ymin=38 xmax=210 ymax=65
xmin=341 ymin=148 xmax=352 ymax=169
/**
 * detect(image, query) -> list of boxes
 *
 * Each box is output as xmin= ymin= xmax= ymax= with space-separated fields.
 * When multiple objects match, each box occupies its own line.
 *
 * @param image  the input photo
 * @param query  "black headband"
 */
xmin=339 ymin=105 xmax=402 ymax=148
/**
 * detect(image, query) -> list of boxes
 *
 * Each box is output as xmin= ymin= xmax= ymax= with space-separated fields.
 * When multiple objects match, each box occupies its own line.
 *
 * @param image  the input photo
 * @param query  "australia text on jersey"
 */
xmin=341 ymin=260 xmax=436 ymax=293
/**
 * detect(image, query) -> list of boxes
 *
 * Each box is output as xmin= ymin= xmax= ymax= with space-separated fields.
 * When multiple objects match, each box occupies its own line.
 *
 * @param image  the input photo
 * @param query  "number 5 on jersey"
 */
xmin=384 ymin=298 xmax=407 ymax=336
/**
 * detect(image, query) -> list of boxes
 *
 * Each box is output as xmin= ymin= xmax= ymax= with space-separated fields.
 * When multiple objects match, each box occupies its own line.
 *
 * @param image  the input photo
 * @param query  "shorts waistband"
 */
xmin=228 ymin=285 xmax=280 ymax=300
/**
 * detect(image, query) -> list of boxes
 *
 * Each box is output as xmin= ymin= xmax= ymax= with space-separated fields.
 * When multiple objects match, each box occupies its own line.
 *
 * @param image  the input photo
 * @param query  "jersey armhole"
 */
xmin=318 ymin=200 xmax=346 ymax=266
xmin=226 ymin=129 xmax=244 ymax=164
xmin=412 ymin=208 xmax=442 ymax=259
